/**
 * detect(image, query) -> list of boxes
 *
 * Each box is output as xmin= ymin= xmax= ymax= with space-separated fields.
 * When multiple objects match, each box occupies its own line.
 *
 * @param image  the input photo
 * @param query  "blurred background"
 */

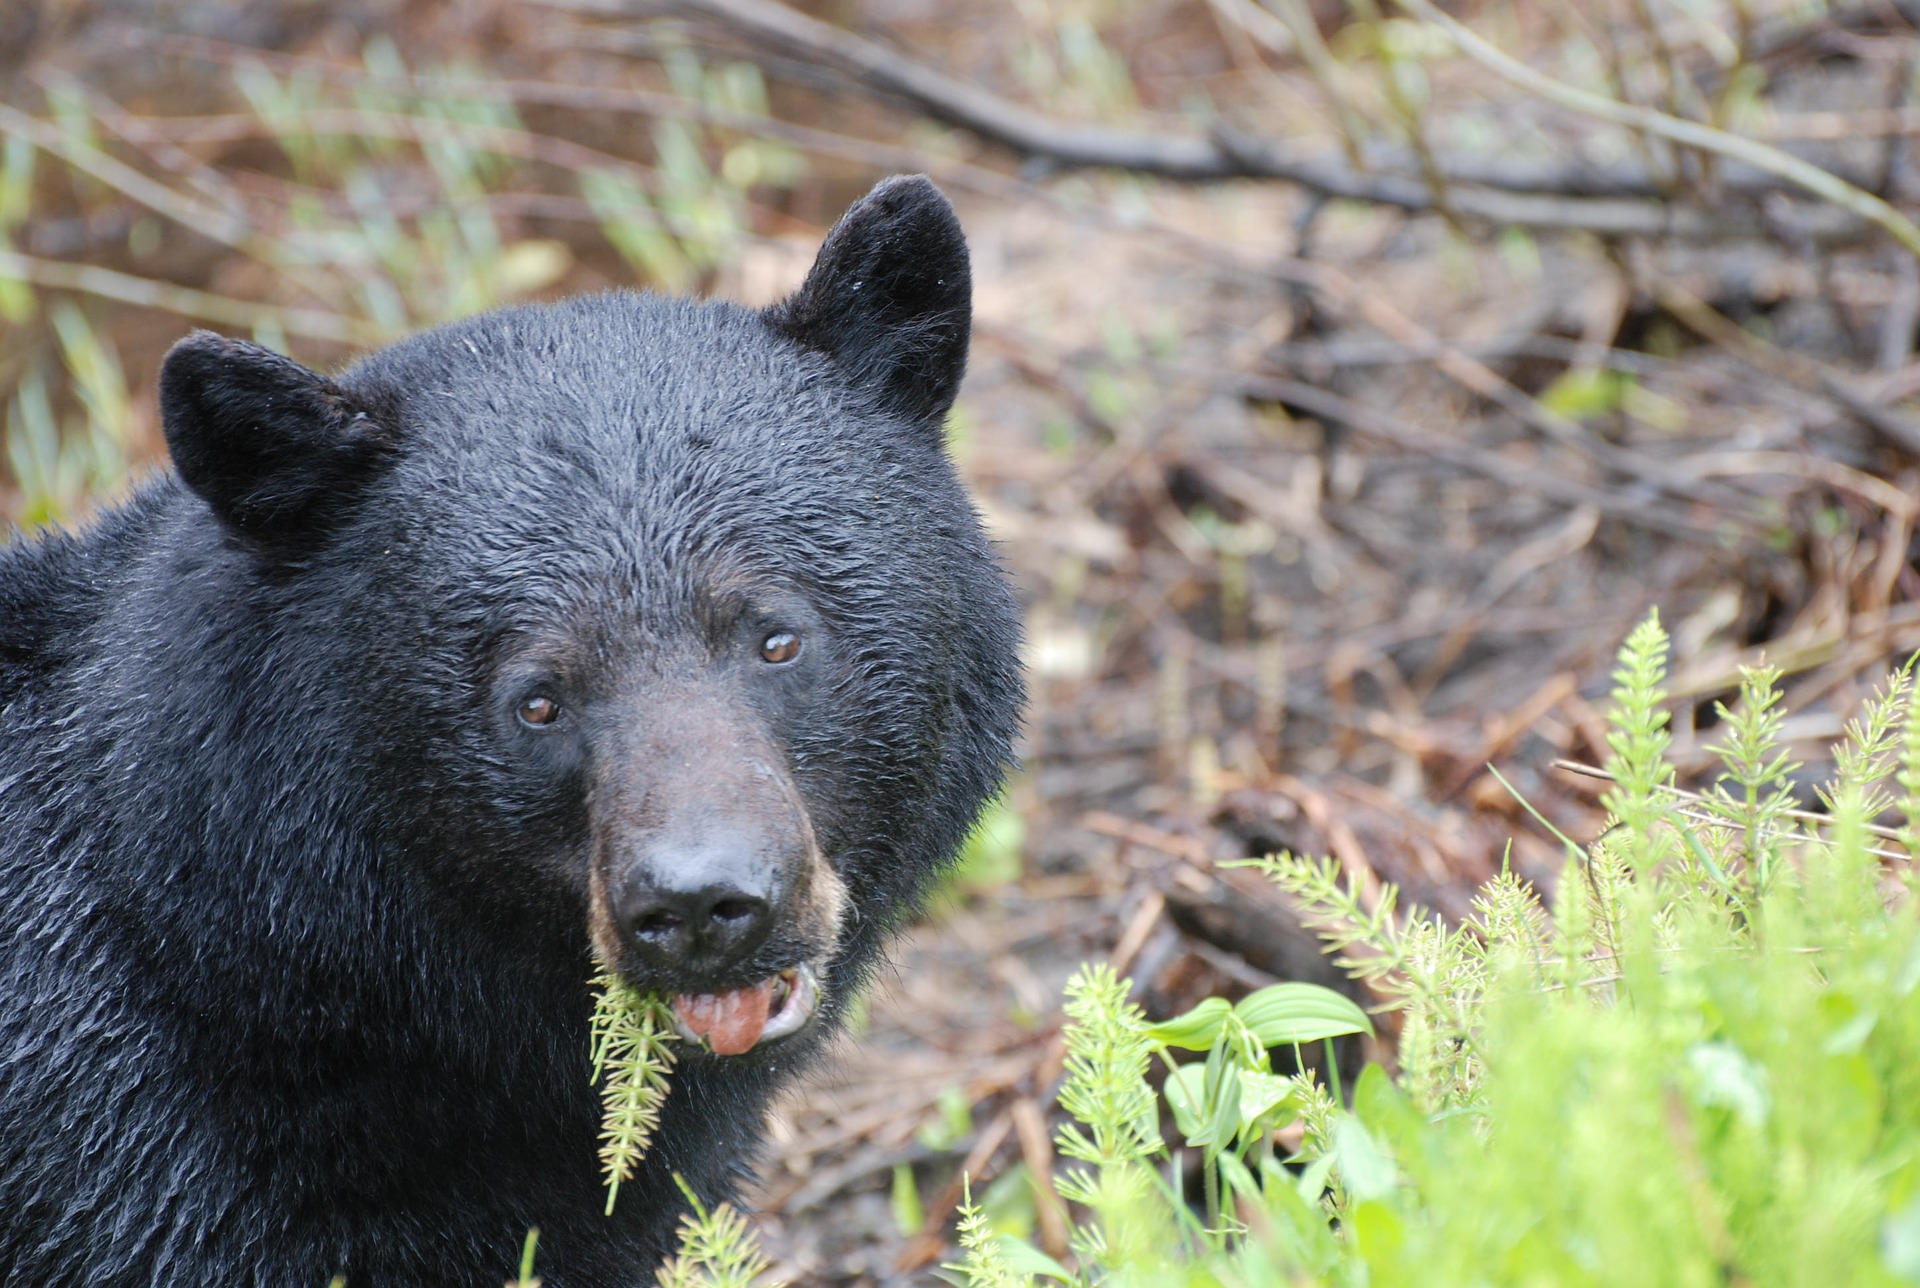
xmin=5 ymin=0 xmax=1920 ymax=1277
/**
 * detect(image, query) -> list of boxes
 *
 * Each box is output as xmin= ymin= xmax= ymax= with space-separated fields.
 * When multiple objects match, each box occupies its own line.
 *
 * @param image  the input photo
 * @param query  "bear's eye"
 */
xmin=759 ymin=631 xmax=801 ymax=664
xmin=517 ymin=695 xmax=560 ymax=726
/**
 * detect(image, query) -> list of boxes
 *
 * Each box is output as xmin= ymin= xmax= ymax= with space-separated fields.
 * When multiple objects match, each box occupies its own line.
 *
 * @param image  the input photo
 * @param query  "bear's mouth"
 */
xmin=669 ymin=963 xmax=821 ymax=1056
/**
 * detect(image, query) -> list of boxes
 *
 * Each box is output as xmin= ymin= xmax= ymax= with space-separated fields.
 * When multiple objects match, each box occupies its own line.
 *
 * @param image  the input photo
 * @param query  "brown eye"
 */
xmin=517 ymin=695 xmax=559 ymax=726
xmin=760 ymin=631 xmax=801 ymax=664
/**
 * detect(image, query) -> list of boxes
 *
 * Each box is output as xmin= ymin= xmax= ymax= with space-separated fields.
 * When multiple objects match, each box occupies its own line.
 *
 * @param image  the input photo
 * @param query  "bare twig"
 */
xmin=0 ymin=98 xmax=351 ymax=311
xmin=1879 ymin=250 xmax=1920 ymax=372
xmin=1010 ymin=1098 xmax=1068 ymax=1260
xmin=895 ymin=1108 xmax=1014 ymax=1273
xmin=1260 ymin=0 xmax=1371 ymax=165
xmin=0 ymin=101 xmax=253 ymax=249
xmin=1207 ymin=0 xmax=1295 ymax=55
xmin=127 ymin=110 xmax=667 ymax=186
xmin=1686 ymin=450 xmax=1918 ymax=519
xmin=131 ymin=28 xmax=1035 ymax=204
xmin=1273 ymin=260 xmax=1727 ymax=501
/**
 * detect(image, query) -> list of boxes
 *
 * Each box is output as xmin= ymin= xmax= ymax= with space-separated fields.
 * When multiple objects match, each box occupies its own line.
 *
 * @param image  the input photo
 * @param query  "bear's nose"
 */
xmin=611 ymin=853 xmax=777 ymax=973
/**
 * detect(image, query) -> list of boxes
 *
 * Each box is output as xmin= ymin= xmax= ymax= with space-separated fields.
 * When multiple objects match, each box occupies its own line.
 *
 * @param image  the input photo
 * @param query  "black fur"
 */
xmin=766 ymin=173 xmax=971 ymax=424
xmin=0 ymin=176 xmax=1022 ymax=1285
xmin=158 ymin=332 xmax=398 ymax=538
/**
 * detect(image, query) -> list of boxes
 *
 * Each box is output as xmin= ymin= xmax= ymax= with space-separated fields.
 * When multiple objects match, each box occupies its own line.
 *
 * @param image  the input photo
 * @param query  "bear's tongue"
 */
xmin=671 ymin=980 xmax=776 ymax=1056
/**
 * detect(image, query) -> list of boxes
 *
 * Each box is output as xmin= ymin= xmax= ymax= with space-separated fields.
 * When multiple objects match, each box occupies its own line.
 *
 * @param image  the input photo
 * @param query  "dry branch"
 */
xmin=540 ymin=0 xmax=1883 ymax=245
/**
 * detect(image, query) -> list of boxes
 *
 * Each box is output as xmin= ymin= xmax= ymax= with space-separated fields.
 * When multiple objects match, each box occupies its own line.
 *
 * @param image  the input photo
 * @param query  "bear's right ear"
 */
xmin=159 ymin=332 xmax=396 ymax=539
xmin=765 ymin=174 xmax=971 ymax=426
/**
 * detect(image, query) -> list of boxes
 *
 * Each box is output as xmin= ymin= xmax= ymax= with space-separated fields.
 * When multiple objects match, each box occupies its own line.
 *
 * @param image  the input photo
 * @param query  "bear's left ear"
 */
xmin=159 ymin=331 xmax=397 ymax=540
xmin=765 ymin=174 xmax=971 ymax=425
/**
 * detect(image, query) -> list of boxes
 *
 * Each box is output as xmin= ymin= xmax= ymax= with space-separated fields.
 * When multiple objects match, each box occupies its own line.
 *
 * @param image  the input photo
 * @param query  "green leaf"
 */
xmin=1166 ymin=1063 xmax=1296 ymax=1148
xmin=950 ymin=797 xmax=1027 ymax=893
xmin=1295 ymin=1151 xmax=1337 ymax=1205
xmin=1234 ymin=982 xmax=1374 ymax=1045
xmin=1686 ymin=1041 xmax=1771 ymax=1127
xmin=1145 ymin=997 xmax=1232 ymax=1050
xmin=891 ymin=1162 xmax=924 ymax=1235
xmin=1539 ymin=366 xmax=1629 ymax=420
xmin=917 ymin=1083 xmax=975 ymax=1151
xmin=1352 ymin=1063 xmax=1425 ymax=1165
xmin=1205 ymin=1047 xmax=1244 ymax=1153
xmin=1884 ymin=1192 xmax=1920 ymax=1283
xmin=1163 ymin=1062 xmax=1209 ymax=1141
xmin=992 ymin=1236 xmax=1073 ymax=1280
xmin=1332 ymin=1115 xmax=1398 ymax=1203
xmin=1237 ymin=1069 xmax=1296 ymax=1126
xmin=1350 ymin=1199 xmax=1409 ymax=1267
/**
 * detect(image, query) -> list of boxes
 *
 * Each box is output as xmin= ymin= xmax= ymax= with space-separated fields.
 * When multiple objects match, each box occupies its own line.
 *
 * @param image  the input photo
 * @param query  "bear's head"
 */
xmin=154 ymin=176 xmax=1022 ymax=1061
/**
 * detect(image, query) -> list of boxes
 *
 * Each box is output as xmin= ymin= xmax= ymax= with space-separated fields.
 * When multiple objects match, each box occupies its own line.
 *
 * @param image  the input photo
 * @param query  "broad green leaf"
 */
xmin=1235 ymin=983 xmax=1374 ymax=1045
xmin=1205 ymin=1048 xmax=1244 ymax=1152
xmin=1350 ymin=1199 xmax=1408 ymax=1267
xmin=1238 ymin=1069 xmax=1296 ymax=1126
xmin=1886 ymin=1192 xmax=1920 ymax=1283
xmin=1166 ymin=1063 xmax=1296 ymax=1148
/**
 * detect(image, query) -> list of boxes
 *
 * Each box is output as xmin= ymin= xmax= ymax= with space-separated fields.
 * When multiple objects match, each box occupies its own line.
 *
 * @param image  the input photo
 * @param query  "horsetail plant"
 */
xmin=653 ymin=1176 xmax=774 ymax=1288
xmin=952 ymin=611 xmax=1920 ymax=1284
xmin=587 ymin=967 xmax=678 ymax=1216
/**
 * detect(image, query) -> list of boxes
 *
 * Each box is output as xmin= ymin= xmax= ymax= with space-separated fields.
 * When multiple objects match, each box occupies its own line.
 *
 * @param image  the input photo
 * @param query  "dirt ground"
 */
xmin=9 ymin=0 xmax=1920 ymax=1281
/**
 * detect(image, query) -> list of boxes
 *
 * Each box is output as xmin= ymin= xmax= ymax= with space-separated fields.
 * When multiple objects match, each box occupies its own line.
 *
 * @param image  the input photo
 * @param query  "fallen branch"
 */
xmin=542 ymin=0 xmax=1881 ymax=244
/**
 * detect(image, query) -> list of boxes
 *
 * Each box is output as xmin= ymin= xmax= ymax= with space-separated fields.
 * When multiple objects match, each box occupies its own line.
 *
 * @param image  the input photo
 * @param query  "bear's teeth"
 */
xmin=760 ymin=963 xmax=819 ymax=1042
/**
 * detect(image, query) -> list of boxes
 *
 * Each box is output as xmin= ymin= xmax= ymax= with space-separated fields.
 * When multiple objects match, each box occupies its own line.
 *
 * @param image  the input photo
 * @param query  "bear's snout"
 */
xmin=586 ymin=688 xmax=843 ymax=1002
xmin=609 ymin=828 xmax=783 ymax=977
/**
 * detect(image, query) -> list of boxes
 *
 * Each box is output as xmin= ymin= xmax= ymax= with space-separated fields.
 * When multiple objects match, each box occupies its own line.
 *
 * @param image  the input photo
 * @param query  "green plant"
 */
xmin=587 ymin=967 xmax=678 ymax=1216
xmin=508 ymin=1227 xmax=542 ymax=1288
xmin=953 ymin=611 xmax=1920 ymax=1286
xmin=946 ymin=795 xmax=1029 ymax=897
xmin=584 ymin=44 xmax=802 ymax=294
xmin=654 ymin=1176 xmax=775 ymax=1288
xmin=5 ymin=303 xmax=132 ymax=528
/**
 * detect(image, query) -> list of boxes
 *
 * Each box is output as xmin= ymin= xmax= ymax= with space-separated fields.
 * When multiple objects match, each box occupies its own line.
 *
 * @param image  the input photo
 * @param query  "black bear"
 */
xmin=0 ymin=176 xmax=1022 ymax=1284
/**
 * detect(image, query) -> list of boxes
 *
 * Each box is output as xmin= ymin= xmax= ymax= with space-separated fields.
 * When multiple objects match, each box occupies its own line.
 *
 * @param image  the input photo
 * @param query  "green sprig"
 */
xmin=1601 ymin=610 xmax=1676 ymax=876
xmin=588 ymin=968 xmax=678 ymax=1216
xmin=654 ymin=1175 xmax=774 ymax=1288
